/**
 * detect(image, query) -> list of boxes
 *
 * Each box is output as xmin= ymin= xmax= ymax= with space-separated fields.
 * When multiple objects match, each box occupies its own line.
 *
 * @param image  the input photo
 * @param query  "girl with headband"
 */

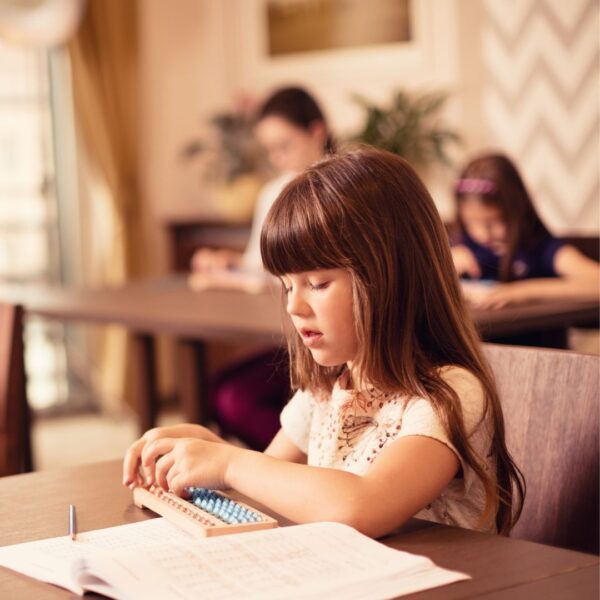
xmin=451 ymin=153 xmax=599 ymax=310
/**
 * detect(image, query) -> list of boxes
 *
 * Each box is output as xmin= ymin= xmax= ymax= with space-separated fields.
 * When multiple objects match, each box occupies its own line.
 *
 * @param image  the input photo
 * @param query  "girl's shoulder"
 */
xmin=437 ymin=365 xmax=488 ymax=426
xmin=438 ymin=365 xmax=483 ymax=393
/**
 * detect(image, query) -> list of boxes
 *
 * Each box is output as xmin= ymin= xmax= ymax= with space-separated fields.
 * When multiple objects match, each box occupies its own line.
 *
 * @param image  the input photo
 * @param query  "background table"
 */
xmin=0 ymin=460 xmax=598 ymax=599
xmin=0 ymin=276 xmax=597 ymax=432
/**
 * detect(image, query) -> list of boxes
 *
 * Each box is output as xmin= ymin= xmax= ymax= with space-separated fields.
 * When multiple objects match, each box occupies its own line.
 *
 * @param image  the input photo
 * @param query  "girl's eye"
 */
xmin=282 ymin=282 xmax=292 ymax=294
xmin=309 ymin=281 xmax=329 ymax=291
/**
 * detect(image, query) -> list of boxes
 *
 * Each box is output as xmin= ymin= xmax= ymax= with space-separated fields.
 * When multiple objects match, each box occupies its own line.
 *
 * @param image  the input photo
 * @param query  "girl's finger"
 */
xmin=167 ymin=471 xmax=187 ymax=497
xmin=141 ymin=438 xmax=177 ymax=484
xmin=122 ymin=438 xmax=146 ymax=486
xmin=155 ymin=453 xmax=176 ymax=491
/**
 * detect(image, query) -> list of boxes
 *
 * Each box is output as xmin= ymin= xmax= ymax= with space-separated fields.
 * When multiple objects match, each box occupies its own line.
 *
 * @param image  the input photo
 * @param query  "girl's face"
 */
xmin=459 ymin=195 xmax=508 ymax=255
xmin=254 ymin=115 xmax=326 ymax=174
xmin=282 ymin=268 xmax=358 ymax=369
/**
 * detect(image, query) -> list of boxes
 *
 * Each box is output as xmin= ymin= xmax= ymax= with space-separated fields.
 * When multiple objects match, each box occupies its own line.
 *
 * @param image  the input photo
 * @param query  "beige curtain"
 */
xmin=68 ymin=0 xmax=143 ymax=413
xmin=69 ymin=0 xmax=142 ymax=277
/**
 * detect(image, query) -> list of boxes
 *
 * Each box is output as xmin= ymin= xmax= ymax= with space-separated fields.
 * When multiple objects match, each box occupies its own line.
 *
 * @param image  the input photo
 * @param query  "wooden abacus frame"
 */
xmin=133 ymin=486 xmax=278 ymax=537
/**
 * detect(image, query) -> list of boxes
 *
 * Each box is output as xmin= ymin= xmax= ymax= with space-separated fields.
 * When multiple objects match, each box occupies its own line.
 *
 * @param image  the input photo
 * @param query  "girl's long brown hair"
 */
xmin=455 ymin=153 xmax=550 ymax=281
xmin=260 ymin=146 xmax=524 ymax=534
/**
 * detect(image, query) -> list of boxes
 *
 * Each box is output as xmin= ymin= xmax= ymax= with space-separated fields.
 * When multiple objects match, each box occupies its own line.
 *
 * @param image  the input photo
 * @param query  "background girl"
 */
xmin=190 ymin=86 xmax=334 ymax=450
xmin=451 ymin=153 xmax=599 ymax=310
xmin=124 ymin=147 xmax=524 ymax=538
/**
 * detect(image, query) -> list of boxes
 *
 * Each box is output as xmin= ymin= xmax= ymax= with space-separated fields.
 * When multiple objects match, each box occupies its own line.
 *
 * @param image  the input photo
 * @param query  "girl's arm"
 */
xmin=469 ymin=245 xmax=599 ymax=309
xmin=140 ymin=433 xmax=459 ymax=539
xmin=264 ymin=428 xmax=308 ymax=463
xmin=451 ymin=244 xmax=482 ymax=279
xmin=123 ymin=426 xmax=306 ymax=487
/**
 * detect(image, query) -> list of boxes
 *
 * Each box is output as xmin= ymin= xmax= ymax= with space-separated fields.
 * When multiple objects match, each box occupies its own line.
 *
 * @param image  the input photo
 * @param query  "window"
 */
xmin=0 ymin=39 xmax=91 ymax=412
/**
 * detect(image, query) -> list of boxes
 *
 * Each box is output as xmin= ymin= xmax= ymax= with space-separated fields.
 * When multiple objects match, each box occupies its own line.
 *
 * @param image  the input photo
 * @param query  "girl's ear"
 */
xmin=308 ymin=120 xmax=327 ymax=146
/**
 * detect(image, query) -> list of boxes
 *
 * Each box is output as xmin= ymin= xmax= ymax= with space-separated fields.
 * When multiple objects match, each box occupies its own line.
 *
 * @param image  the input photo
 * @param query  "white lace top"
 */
xmin=280 ymin=367 xmax=496 ymax=532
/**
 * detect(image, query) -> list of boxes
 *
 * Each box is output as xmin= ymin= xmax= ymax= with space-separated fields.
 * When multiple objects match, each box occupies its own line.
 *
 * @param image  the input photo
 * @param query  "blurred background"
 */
xmin=0 ymin=0 xmax=598 ymax=469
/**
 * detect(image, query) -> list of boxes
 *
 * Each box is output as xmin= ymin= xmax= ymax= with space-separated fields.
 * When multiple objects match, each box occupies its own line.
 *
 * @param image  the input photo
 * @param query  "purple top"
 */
xmin=457 ymin=233 xmax=565 ymax=280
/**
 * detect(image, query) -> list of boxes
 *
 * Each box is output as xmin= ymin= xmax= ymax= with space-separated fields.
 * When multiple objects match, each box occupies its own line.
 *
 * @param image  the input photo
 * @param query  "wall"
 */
xmin=138 ymin=0 xmax=233 ymax=276
xmin=481 ymin=0 xmax=599 ymax=234
xmin=138 ymin=0 xmax=599 ymax=281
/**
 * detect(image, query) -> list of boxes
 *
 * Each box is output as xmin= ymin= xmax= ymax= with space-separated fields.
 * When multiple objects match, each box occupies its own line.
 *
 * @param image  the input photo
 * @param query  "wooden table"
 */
xmin=0 ymin=460 xmax=597 ymax=599
xmin=0 ymin=277 xmax=597 ymax=433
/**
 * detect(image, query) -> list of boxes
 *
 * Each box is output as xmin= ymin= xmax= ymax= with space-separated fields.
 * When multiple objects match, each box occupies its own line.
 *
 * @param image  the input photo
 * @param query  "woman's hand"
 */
xmin=451 ymin=245 xmax=482 ymax=279
xmin=140 ymin=438 xmax=242 ymax=496
xmin=122 ymin=424 xmax=225 ymax=488
xmin=190 ymin=248 xmax=242 ymax=273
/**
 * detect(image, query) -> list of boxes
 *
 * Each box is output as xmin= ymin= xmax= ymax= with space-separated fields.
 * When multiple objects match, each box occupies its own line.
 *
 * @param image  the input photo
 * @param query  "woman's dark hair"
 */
xmin=455 ymin=153 xmax=550 ymax=281
xmin=261 ymin=146 xmax=524 ymax=534
xmin=258 ymin=86 xmax=335 ymax=153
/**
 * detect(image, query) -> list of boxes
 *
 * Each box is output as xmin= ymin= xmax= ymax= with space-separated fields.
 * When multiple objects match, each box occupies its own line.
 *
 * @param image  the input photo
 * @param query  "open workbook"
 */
xmin=0 ymin=518 xmax=469 ymax=599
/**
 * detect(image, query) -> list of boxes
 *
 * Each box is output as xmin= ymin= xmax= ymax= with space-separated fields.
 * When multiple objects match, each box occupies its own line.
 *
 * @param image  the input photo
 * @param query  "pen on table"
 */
xmin=69 ymin=504 xmax=77 ymax=542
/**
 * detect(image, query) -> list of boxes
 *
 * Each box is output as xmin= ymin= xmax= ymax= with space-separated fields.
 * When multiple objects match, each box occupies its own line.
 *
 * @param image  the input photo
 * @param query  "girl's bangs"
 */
xmin=261 ymin=179 xmax=343 ymax=276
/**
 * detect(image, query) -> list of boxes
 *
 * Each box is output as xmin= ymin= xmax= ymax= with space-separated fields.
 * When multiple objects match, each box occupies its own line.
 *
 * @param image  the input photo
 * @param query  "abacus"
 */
xmin=133 ymin=485 xmax=278 ymax=537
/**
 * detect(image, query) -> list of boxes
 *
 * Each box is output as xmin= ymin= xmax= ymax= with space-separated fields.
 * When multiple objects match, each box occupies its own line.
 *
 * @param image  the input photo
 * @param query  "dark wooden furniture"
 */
xmin=0 ymin=277 xmax=597 ymax=433
xmin=0 ymin=304 xmax=32 ymax=477
xmin=162 ymin=213 xmax=251 ymax=272
xmin=484 ymin=344 xmax=599 ymax=554
xmin=0 ymin=460 xmax=598 ymax=599
xmin=0 ymin=279 xmax=284 ymax=434
xmin=165 ymin=216 xmax=599 ymax=272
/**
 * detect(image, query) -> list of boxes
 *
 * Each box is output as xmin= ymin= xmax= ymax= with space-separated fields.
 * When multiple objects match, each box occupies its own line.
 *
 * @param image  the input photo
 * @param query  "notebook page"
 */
xmin=95 ymin=521 xmax=469 ymax=600
xmin=0 ymin=518 xmax=192 ymax=595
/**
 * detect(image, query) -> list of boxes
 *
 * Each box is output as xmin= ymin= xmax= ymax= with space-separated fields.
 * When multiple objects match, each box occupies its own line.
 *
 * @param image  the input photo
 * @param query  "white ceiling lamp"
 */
xmin=0 ymin=0 xmax=87 ymax=47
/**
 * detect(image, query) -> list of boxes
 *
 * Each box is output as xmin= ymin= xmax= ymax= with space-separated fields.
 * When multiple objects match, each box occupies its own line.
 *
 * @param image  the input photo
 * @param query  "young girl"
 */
xmin=124 ymin=147 xmax=524 ymax=538
xmin=190 ymin=87 xmax=334 ymax=450
xmin=451 ymin=153 xmax=599 ymax=310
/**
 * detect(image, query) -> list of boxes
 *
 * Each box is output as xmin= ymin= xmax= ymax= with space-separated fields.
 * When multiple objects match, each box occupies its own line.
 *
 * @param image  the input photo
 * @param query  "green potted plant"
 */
xmin=350 ymin=90 xmax=460 ymax=171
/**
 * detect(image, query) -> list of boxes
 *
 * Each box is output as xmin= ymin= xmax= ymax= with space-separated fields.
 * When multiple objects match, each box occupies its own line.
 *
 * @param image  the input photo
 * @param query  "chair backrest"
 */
xmin=0 ymin=303 xmax=32 ymax=476
xmin=483 ymin=343 xmax=599 ymax=554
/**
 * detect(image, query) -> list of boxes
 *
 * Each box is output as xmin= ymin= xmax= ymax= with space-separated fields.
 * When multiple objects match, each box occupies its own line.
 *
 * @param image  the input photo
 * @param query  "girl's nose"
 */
xmin=286 ymin=289 xmax=309 ymax=317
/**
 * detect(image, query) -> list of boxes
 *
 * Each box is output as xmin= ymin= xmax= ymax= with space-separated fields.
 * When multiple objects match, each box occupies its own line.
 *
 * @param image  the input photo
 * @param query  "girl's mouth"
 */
xmin=300 ymin=328 xmax=323 ymax=347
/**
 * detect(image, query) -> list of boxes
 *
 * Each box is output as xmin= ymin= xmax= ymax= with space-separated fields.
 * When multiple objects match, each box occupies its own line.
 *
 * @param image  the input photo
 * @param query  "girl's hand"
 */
xmin=451 ymin=245 xmax=482 ymax=279
xmin=140 ymin=438 xmax=241 ymax=496
xmin=467 ymin=283 xmax=529 ymax=309
xmin=122 ymin=424 xmax=225 ymax=488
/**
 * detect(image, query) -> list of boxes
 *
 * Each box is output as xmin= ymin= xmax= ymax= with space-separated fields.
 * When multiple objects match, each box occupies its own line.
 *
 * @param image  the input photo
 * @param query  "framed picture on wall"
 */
xmin=266 ymin=0 xmax=412 ymax=56
xmin=232 ymin=0 xmax=459 ymax=111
